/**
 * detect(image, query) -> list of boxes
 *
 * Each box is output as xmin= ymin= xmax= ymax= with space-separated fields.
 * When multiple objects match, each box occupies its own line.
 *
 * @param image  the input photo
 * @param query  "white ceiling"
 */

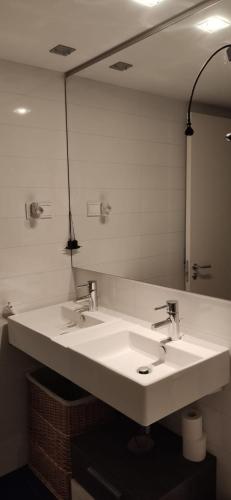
xmin=78 ymin=0 xmax=231 ymax=107
xmin=0 ymin=0 xmax=203 ymax=72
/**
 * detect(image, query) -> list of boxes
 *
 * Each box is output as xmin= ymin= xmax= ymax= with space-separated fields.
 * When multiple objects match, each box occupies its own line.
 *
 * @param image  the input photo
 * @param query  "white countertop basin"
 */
xmin=8 ymin=301 xmax=230 ymax=426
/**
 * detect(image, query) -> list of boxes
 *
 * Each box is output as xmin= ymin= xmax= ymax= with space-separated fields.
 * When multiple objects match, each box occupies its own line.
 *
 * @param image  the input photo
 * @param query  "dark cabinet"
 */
xmin=71 ymin=422 xmax=216 ymax=500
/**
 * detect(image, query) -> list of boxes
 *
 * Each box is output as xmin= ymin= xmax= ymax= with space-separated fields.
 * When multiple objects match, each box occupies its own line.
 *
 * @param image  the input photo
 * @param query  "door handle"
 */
xmin=192 ymin=263 xmax=212 ymax=280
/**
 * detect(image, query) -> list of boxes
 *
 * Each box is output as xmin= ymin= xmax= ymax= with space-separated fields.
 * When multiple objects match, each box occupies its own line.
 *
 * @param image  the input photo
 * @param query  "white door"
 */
xmin=186 ymin=112 xmax=231 ymax=300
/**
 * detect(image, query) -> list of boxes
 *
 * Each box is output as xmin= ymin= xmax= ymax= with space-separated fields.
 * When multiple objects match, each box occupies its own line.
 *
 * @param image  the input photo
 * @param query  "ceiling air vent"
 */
xmin=110 ymin=61 xmax=133 ymax=71
xmin=49 ymin=45 xmax=76 ymax=56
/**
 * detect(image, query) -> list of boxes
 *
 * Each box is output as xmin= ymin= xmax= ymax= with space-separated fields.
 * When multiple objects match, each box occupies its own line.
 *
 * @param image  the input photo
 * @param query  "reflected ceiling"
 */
xmin=0 ymin=0 xmax=212 ymax=71
xmin=78 ymin=0 xmax=231 ymax=107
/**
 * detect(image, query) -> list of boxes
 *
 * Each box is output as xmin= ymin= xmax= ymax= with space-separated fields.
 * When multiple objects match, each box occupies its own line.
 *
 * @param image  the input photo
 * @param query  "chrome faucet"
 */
xmin=75 ymin=280 xmax=98 ymax=312
xmin=152 ymin=300 xmax=181 ymax=340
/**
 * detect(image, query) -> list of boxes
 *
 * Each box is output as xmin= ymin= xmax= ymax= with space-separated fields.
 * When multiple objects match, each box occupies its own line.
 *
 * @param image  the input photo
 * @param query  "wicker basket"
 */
xmin=27 ymin=369 xmax=111 ymax=436
xmin=30 ymin=409 xmax=72 ymax=471
xmin=30 ymin=440 xmax=71 ymax=500
xmin=27 ymin=367 xmax=114 ymax=499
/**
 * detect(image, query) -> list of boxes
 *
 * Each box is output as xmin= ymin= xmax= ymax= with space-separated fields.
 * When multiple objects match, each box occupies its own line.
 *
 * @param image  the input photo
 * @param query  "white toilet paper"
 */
xmin=183 ymin=432 xmax=207 ymax=462
xmin=182 ymin=408 xmax=203 ymax=441
xmin=71 ymin=479 xmax=94 ymax=500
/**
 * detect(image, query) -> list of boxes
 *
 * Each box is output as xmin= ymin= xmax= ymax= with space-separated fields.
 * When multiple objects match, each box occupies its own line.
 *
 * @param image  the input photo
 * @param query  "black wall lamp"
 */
xmin=185 ymin=44 xmax=231 ymax=141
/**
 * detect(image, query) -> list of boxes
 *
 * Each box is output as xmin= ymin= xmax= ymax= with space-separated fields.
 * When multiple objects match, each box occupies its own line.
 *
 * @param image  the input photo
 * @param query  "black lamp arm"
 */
xmin=186 ymin=44 xmax=231 ymax=135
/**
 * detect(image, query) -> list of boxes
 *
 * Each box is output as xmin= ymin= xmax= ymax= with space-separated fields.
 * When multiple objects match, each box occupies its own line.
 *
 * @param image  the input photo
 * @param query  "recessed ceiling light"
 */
xmin=197 ymin=16 xmax=230 ymax=33
xmin=49 ymin=44 xmax=76 ymax=56
xmin=13 ymin=107 xmax=31 ymax=115
xmin=110 ymin=61 xmax=133 ymax=71
xmin=132 ymin=0 xmax=164 ymax=7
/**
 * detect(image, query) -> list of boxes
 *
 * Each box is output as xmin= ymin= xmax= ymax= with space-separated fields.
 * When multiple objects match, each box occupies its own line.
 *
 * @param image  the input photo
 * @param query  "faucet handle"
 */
xmin=77 ymin=281 xmax=97 ymax=291
xmin=154 ymin=304 xmax=168 ymax=311
xmin=76 ymin=283 xmax=88 ymax=289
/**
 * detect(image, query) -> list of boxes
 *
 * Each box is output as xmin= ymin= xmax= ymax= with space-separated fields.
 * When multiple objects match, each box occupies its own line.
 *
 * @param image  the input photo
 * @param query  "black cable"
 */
xmin=64 ymin=76 xmax=81 ymax=254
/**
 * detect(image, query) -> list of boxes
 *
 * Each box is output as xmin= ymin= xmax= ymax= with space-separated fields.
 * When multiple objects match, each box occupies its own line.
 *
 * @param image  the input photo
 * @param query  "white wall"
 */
xmin=187 ymin=112 xmax=231 ymax=301
xmin=75 ymin=267 xmax=231 ymax=500
xmin=0 ymin=59 xmax=74 ymax=475
xmin=67 ymin=77 xmax=186 ymax=289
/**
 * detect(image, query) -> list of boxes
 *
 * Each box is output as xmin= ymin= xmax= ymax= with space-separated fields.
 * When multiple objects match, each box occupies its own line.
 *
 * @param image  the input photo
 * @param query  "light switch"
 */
xmin=87 ymin=202 xmax=101 ymax=217
xmin=39 ymin=202 xmax=52 ymax=219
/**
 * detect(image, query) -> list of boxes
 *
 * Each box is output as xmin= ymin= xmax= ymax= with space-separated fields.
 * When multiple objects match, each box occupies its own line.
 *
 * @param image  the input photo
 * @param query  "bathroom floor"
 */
xmin=0 ymin=466 xmax=55 ymax=500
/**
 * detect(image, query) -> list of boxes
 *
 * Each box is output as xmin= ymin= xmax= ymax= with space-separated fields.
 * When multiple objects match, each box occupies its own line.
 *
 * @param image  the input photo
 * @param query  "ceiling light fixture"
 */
xmin=49 ymin=45 xmax=76 ymax=56
xmin=110 ymin=61 xmax=133 ymax=71
xmin=197 ymin=16 xmax=230 ymax=33
xmin=13 ymin=107 xmax=31 ymax=115
xmin=132 ymin=0 xmax=164 ymax=7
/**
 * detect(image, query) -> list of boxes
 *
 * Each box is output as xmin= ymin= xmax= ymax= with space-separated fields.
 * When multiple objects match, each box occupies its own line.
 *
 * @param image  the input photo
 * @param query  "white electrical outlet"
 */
xmin=25 ymin=201 xmax=52 ymax=220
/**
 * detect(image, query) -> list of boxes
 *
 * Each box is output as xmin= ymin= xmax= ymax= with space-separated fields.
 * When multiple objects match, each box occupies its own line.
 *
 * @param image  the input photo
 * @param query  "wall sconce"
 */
xmin=185 ymin=44 xmax=231 ymax=140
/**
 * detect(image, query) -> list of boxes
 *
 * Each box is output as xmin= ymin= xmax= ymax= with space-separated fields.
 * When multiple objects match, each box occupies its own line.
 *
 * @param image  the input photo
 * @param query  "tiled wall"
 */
xmin=0 ymin=59 xmax=74 ymax=475
xmin=75 ymin=267 xmax=231 ymax=500
xmin=67 ymin=77 xmax=186 ymax=289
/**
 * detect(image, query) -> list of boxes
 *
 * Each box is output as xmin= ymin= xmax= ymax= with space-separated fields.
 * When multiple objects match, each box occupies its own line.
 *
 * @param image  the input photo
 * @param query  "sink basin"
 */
xmin=8 ymin=301 xmax=117 ymax=375
xmin=8 ymin=301 xmax=115 ymax=340
xmin=68 ymin=323 xmax=230 ymax=426
xmin=58 ymin=311 xmax=103 ymax=335
xmin=75 ymin=330 xmax=202 ymax=382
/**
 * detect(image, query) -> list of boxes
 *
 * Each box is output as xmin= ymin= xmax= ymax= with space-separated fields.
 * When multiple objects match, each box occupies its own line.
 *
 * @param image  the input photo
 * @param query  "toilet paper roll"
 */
xmin=71 ymin=479 xmax=94 ymax=500
xmin=182 ymin=408 xmax=203 ymax=441
xmin=183 ymin=432 xmax=207 ymax=462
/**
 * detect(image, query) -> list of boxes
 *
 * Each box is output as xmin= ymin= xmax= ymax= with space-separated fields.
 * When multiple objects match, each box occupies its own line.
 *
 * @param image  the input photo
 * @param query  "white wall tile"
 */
xmin=0 ymin=123 xmax=66 ymax=159
xmin=0 ymin=60 xmax=73 ymax=477
xmin=0 ymin=157 xmax=67 ymax=188
xmin=68 ymin=102 xmax=185 ymax=145
xmin=0 ymin=216 xmax=68 ymax=248
xmin=68 ymin=77 xmax=186 ymax=286
xmin=0 ymin=92 xmax=65 ymax=130
xmin=0 ymin=244 xmax=69 ymax=279
xmin=69 ymin=131 xmax=184 ymax=167
xmin=0 ymin=187 xmax=68 ymax=218
xmin=0 ymin=60 xmax=64 ymax=100
xmin=67 ymin=77 xmax=186 ymax=123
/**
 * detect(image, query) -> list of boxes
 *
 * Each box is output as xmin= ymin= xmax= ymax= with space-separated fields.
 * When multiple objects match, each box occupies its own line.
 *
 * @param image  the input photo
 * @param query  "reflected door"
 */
xmin=186 ymin=112 xmax=231 ymax=300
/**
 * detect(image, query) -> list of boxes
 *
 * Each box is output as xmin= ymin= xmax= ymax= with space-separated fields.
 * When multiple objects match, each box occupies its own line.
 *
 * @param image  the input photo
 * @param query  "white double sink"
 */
xmin=8 ymin=301 xmax=230 ymax=426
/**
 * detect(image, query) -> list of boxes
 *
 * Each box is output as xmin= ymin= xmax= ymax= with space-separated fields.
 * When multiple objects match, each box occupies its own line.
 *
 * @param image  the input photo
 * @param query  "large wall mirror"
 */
xmin=66 ymin=0 xmax=231 ymax=301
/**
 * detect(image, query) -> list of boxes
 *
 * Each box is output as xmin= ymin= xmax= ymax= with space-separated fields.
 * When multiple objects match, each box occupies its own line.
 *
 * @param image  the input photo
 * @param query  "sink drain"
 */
xmin=137 ymin=366 xmax=152 ymax=375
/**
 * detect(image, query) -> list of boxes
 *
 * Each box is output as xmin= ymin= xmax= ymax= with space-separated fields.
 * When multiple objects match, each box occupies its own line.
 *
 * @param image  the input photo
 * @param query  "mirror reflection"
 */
xmin=66 ymin=0 xmax=231 ymax=300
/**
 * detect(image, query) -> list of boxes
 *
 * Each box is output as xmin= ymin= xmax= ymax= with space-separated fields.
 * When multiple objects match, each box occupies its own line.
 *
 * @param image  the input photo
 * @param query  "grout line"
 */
xmin=75 ymin=230 xmax=185 ymax=242
xmin=0 ymin=121 xmax=66 ymax=133
xmin=73 ymin=250 xmax=184 ymax=268
xmin=0 ymin=88 xmax=65 ymax=105
xmin=0 ymin=186 xmax=68 ymax=191
xmin=0 ymin=241 xmax=68 ymax=250
xmin=0 ymin=265 xmax=70 ymax=280
xmin=0 ymin=153 xmax=67 ymax=161
xmin=66 ymin=100 xmax=186 ymax=124
xmin=68 ymin=129 xmax=185 ymax=147
xmin=69 ymin=159 xmax=185 ymax=168
xmin=72 ymin=209 xmax=185 ymax=216
xmin=71 ymin=187 xmax=185 ymax=191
